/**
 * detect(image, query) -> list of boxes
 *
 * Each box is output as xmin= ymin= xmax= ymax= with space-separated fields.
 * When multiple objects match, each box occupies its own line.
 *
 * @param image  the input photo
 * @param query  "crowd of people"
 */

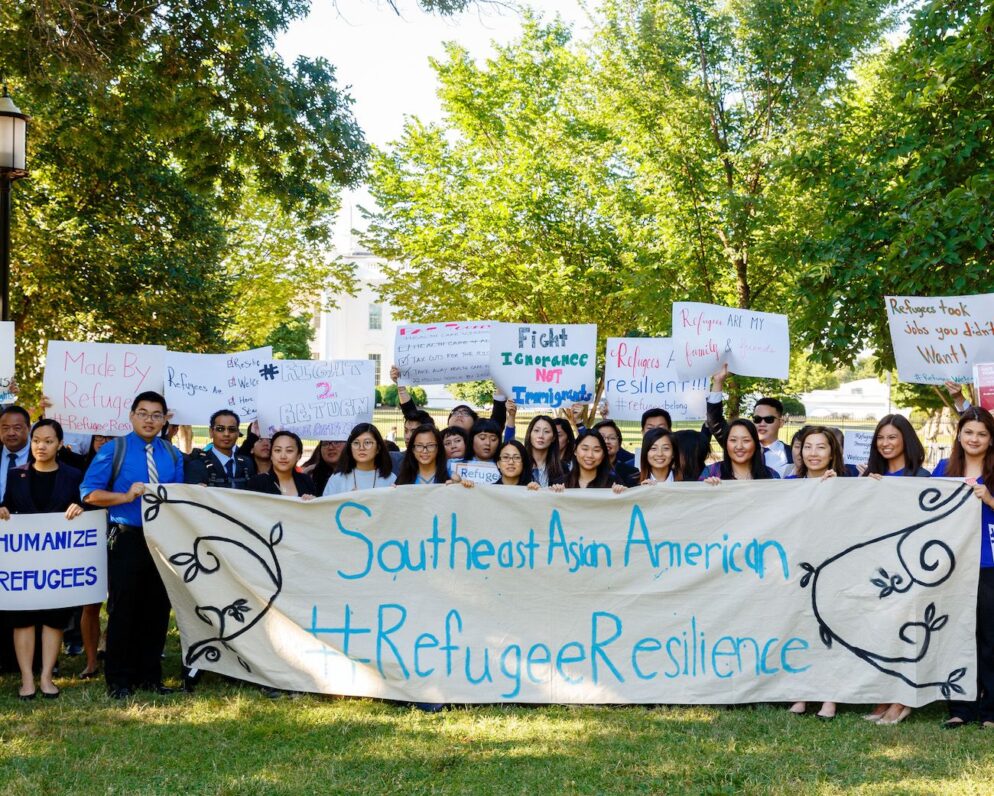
xmin=0 ymin=365 xmax=992 ymax=729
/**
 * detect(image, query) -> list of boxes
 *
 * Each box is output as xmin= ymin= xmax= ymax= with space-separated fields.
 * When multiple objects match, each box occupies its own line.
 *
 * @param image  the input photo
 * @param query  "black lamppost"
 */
xmin=0 ymin=86 xmax=29 ymax=323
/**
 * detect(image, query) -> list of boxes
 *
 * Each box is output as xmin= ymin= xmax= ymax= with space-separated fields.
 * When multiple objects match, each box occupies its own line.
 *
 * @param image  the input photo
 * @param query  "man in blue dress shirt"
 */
xmin=81 ymin=391 xmax=185 ymax=699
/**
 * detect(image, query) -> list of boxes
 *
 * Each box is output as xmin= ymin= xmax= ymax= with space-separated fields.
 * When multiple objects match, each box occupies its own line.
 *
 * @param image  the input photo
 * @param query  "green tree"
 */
xmin=263 ymin=313 xmax=316 ymax=360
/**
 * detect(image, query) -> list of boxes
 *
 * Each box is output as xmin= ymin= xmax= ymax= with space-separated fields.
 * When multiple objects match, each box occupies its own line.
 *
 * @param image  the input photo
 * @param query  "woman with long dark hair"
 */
xmin=700 ymin=419 xmax=780 ymax=482
xmin=553 ymin=430 xmax=626 ymax=492
xmin=322 ymin=423 xmax=396 ymax=495
xmin=301 ymin=440 xmax=345 ymax=495
xmin=639 ymin=428 xmax=683 ymax=484
xmin=553 ymin=417 xmax=575 ymax=468
xmin=524 ymin=415 xmax=565 ymax=486
xmin=863 ymin=414 xmax=930 ymax=478
xmin=396 ymin=425 xmax=448 ymax=485
xmin=495 ymin=440 xmax=538 ymax=488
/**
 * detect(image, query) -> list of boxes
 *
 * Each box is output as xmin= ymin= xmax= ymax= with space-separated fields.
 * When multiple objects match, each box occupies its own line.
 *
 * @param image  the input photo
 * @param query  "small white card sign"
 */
xmin=843 ymin=430 xmax=875 ymax=467
xmin=395 ymin=321 xmax=491 ymax=385
xmin=257 ymin=359 xmax=374 ymax=440
xmin=0 ymin=321 xmax=14 ymax=404
xmin=671 ymin=302 xmax=790 ymax=380
xmin=489 ymin=323 xmax=596 ymax=409
xmin=604 ymin=338 xmax=708 ymax=422
xmin=453 ymin=460 xmax=501 ymax=485
xmin=886 ymin=294 xmax=994 ymax=384
xmin=43 ymin=341 xmax=167 ymax=434
xmin=0 ymin=511 xmax=108 ymax=610
xmin=165 ymin=347 xmax=273 ymax=425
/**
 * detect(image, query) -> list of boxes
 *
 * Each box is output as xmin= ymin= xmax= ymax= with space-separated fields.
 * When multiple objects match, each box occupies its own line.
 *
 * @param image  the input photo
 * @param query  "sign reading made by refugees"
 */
xmin=144 ymin=479 xmax=979 ymax=705
xmin=43 ymin=341 xmax=167 ymax=434
xmin=604 ymin=338 xmax=708 ymax=422
xmin=165 ymin=347 xmax=273 ymax=426
xmin=489 ymin=323 xmax=596 ymax=408
xmin=257 ymin=359 xmax=374 ymax=440
xmin=394 ymin=322 xmax=491 ymax=385
xmin=886 ymin=294 xmax=994 ymax=384
xmin=671 ymin=303 xmax=790 ymax=381
xmin=0 ymin=511 xmax=108 ymax=610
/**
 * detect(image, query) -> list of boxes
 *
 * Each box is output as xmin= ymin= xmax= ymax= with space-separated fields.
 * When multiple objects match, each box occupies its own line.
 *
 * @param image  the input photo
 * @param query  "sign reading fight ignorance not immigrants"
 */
xmin=257 ymin=359 xmax=375 ymax=440
xmin=394 ymin=322 xmax=491 ymax=385
xmin=671 ymin=303 xmax=790 ymax=381
xmin=145 ymin=479 xmax=979 ymax=705
xmin=44 ymin=341 xmax=167 ymax=434
xmin=886 ymin=294 xmax=994 ymax=384
xmin=165 ymin=347 xmax=273 ymax=426
xmin=489 ymin=323 xmax=596 ymax=408
xmin=604 ymin=338 xmax=708 ymax=422
xmin=0 ymin=511 xmax=108 ymax=610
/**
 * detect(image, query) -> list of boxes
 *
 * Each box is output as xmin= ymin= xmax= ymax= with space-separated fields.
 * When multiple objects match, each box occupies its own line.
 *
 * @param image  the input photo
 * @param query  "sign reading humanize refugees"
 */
xmin=143 ymin=480 xmax=979 ymax=705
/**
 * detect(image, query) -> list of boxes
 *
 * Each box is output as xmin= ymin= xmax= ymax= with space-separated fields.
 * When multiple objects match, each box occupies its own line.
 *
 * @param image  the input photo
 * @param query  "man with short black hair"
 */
xmin=0 ymin=405 xmax=30 ymax=500
xmin=81 ymin=391 xmax=185 ymax=699
xmin=186 ymin=410 xmax=254 ymax=489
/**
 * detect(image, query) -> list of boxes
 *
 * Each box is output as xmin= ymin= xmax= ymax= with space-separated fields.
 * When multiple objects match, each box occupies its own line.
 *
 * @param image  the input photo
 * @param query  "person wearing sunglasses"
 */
xmin=186 ymin=410 xmax=254 ymax=489
xmin=395 ymin=424 xmax=448 ymax=485
xmin=322 ymin=423 xmax=396 ymax=495
xmin=708 ymin=364 xmax=791 ymax=476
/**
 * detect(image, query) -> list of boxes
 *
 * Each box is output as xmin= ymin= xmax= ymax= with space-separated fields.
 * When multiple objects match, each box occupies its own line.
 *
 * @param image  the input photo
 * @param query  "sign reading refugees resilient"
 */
xmin=489 ymin=323 xmax=596 ymax=408
xmin=604 ymin=338 xmax=708 ymax=422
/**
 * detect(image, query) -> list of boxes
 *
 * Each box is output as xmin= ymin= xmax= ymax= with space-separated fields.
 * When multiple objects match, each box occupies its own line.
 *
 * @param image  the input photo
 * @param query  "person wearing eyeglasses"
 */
xmin=323 ymin=423 xmax=396 ymax=495
xmin=395 ymin=424 xmax=448 ymax=485
xmin=300 ymin=440 xmax=346 ymax=495
xmin=708 ymin=364 xmax=791 ymax=477
xmin=494 ymin=440 xmax=539 ymax=488
xmin=186 ymin=410 xmax=255 ymax=489
xmin=80 ymin=391 xmax=185 ymax=700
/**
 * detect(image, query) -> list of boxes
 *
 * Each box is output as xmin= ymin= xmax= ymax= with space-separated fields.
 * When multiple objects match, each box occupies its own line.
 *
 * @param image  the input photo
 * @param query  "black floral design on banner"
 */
xmin=144 ymin=486 xmax=282 ymax=673
xmin=799 ymin=484 xmax=974 ymax=698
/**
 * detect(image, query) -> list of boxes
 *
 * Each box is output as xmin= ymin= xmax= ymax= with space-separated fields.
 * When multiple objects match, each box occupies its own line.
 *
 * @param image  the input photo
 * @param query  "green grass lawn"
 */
xmin=3 ymin=626 xmax=994 ymax=795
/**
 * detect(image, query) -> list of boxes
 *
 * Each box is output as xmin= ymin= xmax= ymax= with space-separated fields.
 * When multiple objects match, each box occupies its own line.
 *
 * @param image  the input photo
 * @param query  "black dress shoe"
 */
xmin=139 ymin=682 xmax=176 ymax=695
xmin=41 ymin=688 xmax=60 ymax=700
xmin=108 ymin=687 xmax=133 ymax=700
xmin=942 ymin=718 xmax=968 ymax=729
xmin=19 ymin=691 xmax=36 ymax=701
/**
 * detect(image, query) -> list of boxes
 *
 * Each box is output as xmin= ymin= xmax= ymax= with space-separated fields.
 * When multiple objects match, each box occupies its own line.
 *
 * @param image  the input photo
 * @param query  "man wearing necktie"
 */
xmin=81 ymin=392 xmax=185 ymax=699
xmin=0 ymin=405 xmax=32 ymax=674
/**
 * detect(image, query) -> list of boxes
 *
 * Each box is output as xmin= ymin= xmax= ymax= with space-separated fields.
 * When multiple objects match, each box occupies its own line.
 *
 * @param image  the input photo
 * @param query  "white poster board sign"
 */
xmin=453 ymin=460 xmax=501 ymax=485
xmin=395 ymin=322 xmax=491 ymax=385
xmin=489 ymin=323 xmax=596 ymax=409
xmin=0 ymin=511 xmax=108 ymax=610
xmin=43 ymin=341 xmax=167 ymax=434
xmin=886 ymin=294 xmax=994 ymax=384
xmin=843 ymin=430 xmax=875 ymax=467
xmin=257 ymin=359 xmax=374 ymax=440
xmin=604 ymin=338 xmax=708 ymax=421
xmin=165 ymin=347 xmax=272 ymax=425
xmin=672 ymin=303 xmax=790 ymax=380
xmin=146 ymin=480 xmax=980 ymax=704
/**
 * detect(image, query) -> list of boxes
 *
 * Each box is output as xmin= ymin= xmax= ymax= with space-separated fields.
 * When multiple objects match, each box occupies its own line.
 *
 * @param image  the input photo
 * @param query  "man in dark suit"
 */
xmin=185 ymin=410 xmax=255 ymax=489
xmin=0 ymin=405 xmax=31 ymax=673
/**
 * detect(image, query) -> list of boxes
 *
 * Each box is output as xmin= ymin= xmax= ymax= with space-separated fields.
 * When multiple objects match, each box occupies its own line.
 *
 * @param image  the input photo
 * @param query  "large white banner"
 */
xmin=489 ymin=323 xmax=596 ymax=409
xmin=886 ymin=294 xmax=994 ymax=384
xmin=672 ymin=302 xmax=790 ymax=380
xmin=165 ymin=347 xmax=272 ymax=425
xmin=43 ymin=341 xmax=167 ymax=434
xmin=394 ymin=322 xmax=491 ymax=385
xmin=604 ymin=338 xmax=708 ymax=422
xmin=145 ymin=480 xmax=980 ymax=705
xmin=257 ymin=359 xmax=374 ymax=440
xmin=0 ymin=511 xmax=108 ymax=610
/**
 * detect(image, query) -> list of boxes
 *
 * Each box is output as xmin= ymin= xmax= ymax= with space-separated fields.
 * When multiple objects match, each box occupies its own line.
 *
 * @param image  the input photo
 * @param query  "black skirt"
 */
xmin=7 ymin=607 xmax=73 ymax=631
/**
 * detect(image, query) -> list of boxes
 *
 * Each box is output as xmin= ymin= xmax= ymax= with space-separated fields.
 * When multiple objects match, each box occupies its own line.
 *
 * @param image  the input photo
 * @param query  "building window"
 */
xmin=368 ymin=304 xmax=382 ymax=330
xmin=368 ymin=353 xmax=381 ymax=385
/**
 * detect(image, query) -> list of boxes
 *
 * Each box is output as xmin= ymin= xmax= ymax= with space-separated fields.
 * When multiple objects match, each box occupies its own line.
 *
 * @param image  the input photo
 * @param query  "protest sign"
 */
xmin=843 ymin=430 xmax=875 ymax=467
xmin=604 ymin=338 xmax=708 ymax=422
xmin=0 ymin=321 xmax=14 ymax=404
xmin=489 ymin=323 xmax=596 ymax=408
xmin=671 ymin=303 xmax=790 ymax=380
xmin=43 ymin=341 xmax=167 ymax=434
xmin=145 ymin=479 xmax=979 ymax=705
xmin=395 ymin=322 xmax=491 ymax=385
xmin=0 ymin=511 xmax=108 ymax=610
xmin=257 ymin=359 xmax=374 ymax=440
xmin=453 ymin=460 xmax=501 ymax=485
xmin=973 ymin=363 xmax=994 ymax=412
xmin=885 ymin=294 xmax=994 ymax=384
xmin=165 ymin=347 xmax=272 ymax=425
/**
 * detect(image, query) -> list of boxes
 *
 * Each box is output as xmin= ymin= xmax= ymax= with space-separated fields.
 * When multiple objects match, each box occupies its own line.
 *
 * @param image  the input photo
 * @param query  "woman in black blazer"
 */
xmin=0 ymin=419 xmax=85 ymax=699
xmin=246 ymin=430 xmax=316 ymax=498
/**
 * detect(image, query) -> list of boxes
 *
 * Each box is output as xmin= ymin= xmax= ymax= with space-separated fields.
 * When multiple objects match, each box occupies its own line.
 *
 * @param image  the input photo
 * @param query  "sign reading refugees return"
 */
xmin=489 ymin=323 xmax=596 ymax=408
xmin=165 ymin=347 xmax=273 ymax=425
xmin=672 ymin=303 xmax=790 ymax=380
xmin=0 ymin=321 xmax=14 ymax=404
xmin=604 ymin=338 xmax=708 ymax=422
xmin=145 ymin=479 xmax=979 ymax=705
xmin=257 ymin=359 xmax=374 ymax=440
xmin=0 ymin=511 xmax=108 ymax=610
xmin=394 ymin=322 xmax=491 ymax=385
xmin=886 ymin=294 xmax=994 ymax=384
xmin=43 ymin=341 xmax=167 ymax=434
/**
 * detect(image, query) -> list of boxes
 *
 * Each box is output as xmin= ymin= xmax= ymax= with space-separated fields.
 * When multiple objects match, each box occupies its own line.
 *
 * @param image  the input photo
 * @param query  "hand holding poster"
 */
xmin=671 ymin=303 xmax=790 ymax=380
xmin=257 ymin=359 xmax=374 ymax=440
xmin=0 ymin=321 xmax=14 ymax=404
xmin=453 ymin=461 xmax=501 ymax=485
xmin=489 ymin=323 xmax=596 ymax=409
xmin=974 ymin=363 xmax=994 ymax=411
xmin=43 ymin=341 xmax=167 ymax=434
xmin=886 ymin=294 xmax=994 ymax=384
xmin=395 ymin=322 xmax=491 ymax=385
xmin=604 ymin=338 xmax=708 ymax=421
xmin=165 ymin=347 xmax=272 ymax=425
